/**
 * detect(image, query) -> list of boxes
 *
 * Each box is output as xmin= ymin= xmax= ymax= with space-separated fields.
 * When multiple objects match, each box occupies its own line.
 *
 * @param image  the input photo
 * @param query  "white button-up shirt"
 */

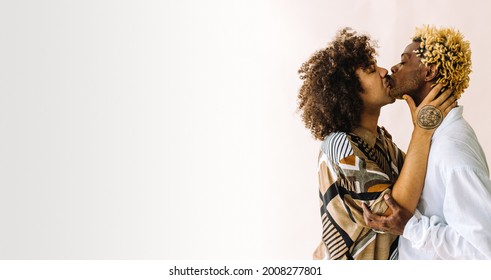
xmin=399 ymin=106 xmax=491 ymax=259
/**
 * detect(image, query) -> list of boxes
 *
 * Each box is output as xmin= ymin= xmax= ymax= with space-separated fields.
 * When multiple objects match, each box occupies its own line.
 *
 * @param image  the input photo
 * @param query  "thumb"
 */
xmin=384 ymin=193 xmax=399 ymax=211
xmin=403 ymin=94 xmax=416 ymax=113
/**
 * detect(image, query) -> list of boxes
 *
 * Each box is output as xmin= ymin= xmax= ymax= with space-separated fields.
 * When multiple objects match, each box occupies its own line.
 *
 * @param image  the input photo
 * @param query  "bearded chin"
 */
xmin=389 ymin=88 xmax=406 ymax=99
xmin=390 ymin=78 xmax=424 ymax=100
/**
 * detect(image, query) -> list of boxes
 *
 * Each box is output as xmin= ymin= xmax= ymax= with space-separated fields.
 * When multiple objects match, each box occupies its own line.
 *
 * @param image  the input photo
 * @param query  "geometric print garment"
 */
xmin=312 ymin=127 xmax=405 ymax=260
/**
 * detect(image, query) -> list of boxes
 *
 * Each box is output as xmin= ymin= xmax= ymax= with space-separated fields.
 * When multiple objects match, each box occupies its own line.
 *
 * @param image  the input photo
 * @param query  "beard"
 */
xmin=389 ymin=76 xmax=425 ymax=99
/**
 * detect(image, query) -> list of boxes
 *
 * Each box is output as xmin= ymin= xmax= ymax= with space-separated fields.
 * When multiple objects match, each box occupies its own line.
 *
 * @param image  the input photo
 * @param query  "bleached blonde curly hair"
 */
xmin=412 ymin=25 xmax=472 ymax=99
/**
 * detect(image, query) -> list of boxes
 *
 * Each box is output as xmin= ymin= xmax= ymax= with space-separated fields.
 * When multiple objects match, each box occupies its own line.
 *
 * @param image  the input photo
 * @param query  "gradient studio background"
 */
xmin=0 ymin=0 xmax=490 ymax=259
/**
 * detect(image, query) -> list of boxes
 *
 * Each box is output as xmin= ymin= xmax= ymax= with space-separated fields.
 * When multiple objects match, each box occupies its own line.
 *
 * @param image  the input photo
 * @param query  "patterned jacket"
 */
xmin=313 ymin=126 xmax=405 ymax=260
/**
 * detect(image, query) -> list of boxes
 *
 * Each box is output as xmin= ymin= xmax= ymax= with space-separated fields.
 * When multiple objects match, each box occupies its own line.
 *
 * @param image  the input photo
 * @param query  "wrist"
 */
xmin=411 ymin=128 xmax=434 ymax=141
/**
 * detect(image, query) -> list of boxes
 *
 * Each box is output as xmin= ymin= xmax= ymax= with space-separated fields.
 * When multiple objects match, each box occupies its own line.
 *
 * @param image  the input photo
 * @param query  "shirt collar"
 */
xmin=351 ymin=126 xmax=379 ymax=147
xmin=433 ymin=106 xmax=463 ymax=139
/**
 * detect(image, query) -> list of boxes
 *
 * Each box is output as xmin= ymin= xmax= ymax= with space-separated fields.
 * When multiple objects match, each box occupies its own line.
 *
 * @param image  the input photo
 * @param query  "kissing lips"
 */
xmin=384 ymin=75 xmax=394 ymax=89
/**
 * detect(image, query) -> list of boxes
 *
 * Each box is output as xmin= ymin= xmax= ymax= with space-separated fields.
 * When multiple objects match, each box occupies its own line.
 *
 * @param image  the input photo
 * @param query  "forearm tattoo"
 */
xmin=417 ymin=105 xmax=443 ymax=129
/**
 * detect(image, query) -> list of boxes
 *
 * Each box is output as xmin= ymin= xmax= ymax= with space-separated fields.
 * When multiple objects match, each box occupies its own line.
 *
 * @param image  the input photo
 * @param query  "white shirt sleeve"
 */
xmin=403 ymin=167 xmax=491 ymax=259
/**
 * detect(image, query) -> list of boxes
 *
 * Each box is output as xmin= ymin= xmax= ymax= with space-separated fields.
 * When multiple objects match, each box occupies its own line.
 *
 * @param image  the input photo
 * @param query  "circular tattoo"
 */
xmin=417 ymin=105 xmax=443 ymax=129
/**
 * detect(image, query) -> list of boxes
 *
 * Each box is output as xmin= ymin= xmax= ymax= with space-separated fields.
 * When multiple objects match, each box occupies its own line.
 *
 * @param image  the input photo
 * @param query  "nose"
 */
xmin=378 ymin=66 xmax=388 ymax=77
xmin=391 ymin=64 xmax=398 ymax=74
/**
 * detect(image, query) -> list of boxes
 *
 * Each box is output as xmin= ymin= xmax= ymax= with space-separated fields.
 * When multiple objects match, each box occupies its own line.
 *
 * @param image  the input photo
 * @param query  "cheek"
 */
xmin=395 ymin=69 xmax=414 ymax=82
xmin=397 ymin=69 xmax=409 ymax=77
xmin=397 ymin=72 xmax=409 ymax=82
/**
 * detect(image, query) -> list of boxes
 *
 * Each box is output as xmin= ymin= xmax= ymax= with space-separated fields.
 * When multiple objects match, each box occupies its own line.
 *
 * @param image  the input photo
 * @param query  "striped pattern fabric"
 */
xmin=313 ymin=127 xmax=404 ymax=260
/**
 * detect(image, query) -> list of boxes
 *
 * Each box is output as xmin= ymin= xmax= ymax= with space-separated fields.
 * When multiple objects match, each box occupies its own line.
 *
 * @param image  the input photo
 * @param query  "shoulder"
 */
xmin=320 ymin=132 xmax=354 ymax=165
xmin=433 ymin=118 xmax=481 ymax=155
xmin=431 ymin=121 xmax=489 ymax=173
xmin=380 ymin=126 xmax=405 ymax=156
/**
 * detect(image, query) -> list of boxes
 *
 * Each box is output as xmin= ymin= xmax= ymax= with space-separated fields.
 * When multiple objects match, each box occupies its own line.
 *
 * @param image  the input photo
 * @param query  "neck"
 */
xmin=414 ymin=83 xmax=436 ymax=106
xmin=358 ymin=109 xmax=380 ymax=136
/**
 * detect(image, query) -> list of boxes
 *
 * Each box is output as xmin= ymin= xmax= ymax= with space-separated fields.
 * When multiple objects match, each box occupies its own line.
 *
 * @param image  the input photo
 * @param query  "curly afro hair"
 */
xmin=297 ymin=27 xmax=378 ymax=140
xmin=412 ymin=25 xmax=472 ymax=99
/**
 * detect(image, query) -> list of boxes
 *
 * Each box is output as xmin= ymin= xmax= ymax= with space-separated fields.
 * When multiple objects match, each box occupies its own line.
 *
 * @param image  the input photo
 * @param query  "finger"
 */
xmin=439 ymin=94 xmax=456 ymax=110
xmin=362 ymin=202 xmax=379 ymax=221
xmin=383 ymin=194 xmax=399 ymax=212
xmin=361 ymin=203 xmax=371 ymax=225
xmin=362 ymin=202 xmax=372 ymax=216
xmin=403 ymin=95 xmax=416 ymax=113
xmin=433 ymin=87 xmax=454 ymax=106
xmin=421 ymin=84 xmax=444 ymax=104
xmin=444 ymin=100 xmax=458 ymax=114
xmin=362 ymin=203 xmax=375 ymax=226
xmin=362 ymin=205 xmax=387 ymax=226
xmin=439 ymin=95 xmax=457 ymax=114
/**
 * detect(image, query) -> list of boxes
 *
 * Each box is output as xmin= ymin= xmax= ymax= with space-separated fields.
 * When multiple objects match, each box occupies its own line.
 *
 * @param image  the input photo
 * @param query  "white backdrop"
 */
xmin=0 ymin=0 xmax=490 ymax=259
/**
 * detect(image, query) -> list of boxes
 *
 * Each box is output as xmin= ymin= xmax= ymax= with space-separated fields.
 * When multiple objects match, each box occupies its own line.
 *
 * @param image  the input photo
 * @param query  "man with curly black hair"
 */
xmin=363 ymin=25 xmax=491 ymax=259
xmin=298 ymin=27 xmax=456 ymax=259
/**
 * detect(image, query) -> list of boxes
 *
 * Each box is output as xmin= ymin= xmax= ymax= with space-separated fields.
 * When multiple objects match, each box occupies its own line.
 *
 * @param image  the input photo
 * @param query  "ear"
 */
xmin=424 ymin=64 xmax=438 ymax=81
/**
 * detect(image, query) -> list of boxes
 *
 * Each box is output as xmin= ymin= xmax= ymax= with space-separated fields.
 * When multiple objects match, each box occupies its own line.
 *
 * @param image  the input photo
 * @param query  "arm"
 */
xmin=362 ymin=194 xmax=411 ymax=235
xmin=389 ymin=85 xmax=456 ymax=213
xmin=363 ymin=169 xmax=491 ymax=259
xmin=389 ymin=126 xmax=432 ymax=213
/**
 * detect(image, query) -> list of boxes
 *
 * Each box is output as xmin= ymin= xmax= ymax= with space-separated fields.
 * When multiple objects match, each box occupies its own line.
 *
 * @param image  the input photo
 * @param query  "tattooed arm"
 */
xmin=386 ymin=84 xmax=455 ymax=214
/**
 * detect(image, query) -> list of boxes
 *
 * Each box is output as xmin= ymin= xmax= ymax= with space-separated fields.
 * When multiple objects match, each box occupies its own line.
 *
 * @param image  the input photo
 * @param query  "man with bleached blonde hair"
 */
xmin=363 ymin=25 xmax=491 ymax=259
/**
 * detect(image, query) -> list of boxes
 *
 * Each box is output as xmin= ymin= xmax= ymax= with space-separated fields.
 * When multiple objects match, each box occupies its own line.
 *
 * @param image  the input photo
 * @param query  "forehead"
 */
xmin=402 ymin=41 xmax=421 ymax=58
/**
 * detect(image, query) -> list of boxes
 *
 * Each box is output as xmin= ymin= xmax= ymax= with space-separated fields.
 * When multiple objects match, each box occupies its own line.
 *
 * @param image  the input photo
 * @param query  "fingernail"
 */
xmin=384 ymin=194 xmax=389 ymax=199
xmin=402 ymin=95 xmax=407 ymax=100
